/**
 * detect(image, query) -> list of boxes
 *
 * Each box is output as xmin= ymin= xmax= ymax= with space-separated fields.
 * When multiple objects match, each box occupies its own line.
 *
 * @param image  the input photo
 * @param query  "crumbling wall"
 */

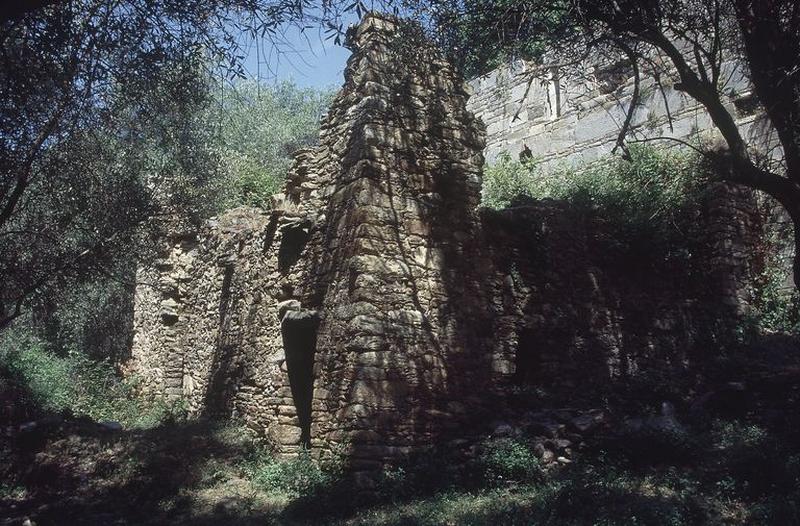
xmin=483 ymin=183 xmax=765 ymax=390
xmin=129 ymin=15 xmax=495 ymax=471
xmin=129 ymin=209 xmax=307 ymax=449
xmin=284 ymin=16 xmax=496 ymax=471
xmin=128 ymin=13 xmax=767 ymax=477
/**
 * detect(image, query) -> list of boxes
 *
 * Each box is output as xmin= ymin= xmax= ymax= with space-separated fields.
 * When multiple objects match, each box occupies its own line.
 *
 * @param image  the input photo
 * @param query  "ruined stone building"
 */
xmin=127 ymin=14 xmax=769 ymax=476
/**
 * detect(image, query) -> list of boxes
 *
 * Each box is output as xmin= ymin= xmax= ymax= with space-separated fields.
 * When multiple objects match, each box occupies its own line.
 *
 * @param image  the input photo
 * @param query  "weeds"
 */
xmin=482 ymin=145 xmax=706 ymax=266
xmin=0 ymin=327 xmax=183 ymax=428
xmin=244 ymin=448 xmax=344 ymax=499
xmin=482 ymin=145 xmax=703 ymax=219
xmin=479 ymin=437 xmax=542 ymax=485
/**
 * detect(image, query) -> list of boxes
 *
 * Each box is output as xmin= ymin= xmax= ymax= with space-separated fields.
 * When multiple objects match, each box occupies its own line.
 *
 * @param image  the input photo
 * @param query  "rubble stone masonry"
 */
xmin=128 ymin=14 xmax=767 ymax=477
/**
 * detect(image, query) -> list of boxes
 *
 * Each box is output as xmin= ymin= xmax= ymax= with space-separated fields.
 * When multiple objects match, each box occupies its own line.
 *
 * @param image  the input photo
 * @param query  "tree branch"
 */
xmin=613 ymin=41 xmax=640 ymax=155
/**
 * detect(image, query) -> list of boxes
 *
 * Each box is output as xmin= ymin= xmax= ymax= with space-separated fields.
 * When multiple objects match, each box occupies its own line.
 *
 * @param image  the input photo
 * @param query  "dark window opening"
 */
xmin=263 ymin=214 xmax=279 ymax=253
xmin=278 ymin=220 xmax=312 ymax=272
xmin=514 ymin=329 xmax=539 ymax=385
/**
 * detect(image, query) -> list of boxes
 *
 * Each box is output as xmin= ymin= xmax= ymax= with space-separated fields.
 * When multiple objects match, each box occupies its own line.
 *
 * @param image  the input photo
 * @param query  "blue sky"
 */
xmin=238 ymin=18 xmax=356 ymax=91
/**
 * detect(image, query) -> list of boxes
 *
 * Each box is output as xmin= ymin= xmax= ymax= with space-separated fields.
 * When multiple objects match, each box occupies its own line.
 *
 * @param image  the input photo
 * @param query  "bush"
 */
xmin=32 ymin=268 xmax=135 ymax=362
xmin=246 ymin=448 xmax=344 ymax=499
xmin=482 ymin=146 xmax=706 ymax=262
xmin=0 ymin=326 xmax=182 ymax=427
xmin=479 ymin=437 xmax=542 ymax=484
xmin=483 ymin=146 xmax=703 ymax=211
xmin=751 ymin=245 xmax=800 ymax=333
xmin=481 ymin=154 xmax=542 ymax=210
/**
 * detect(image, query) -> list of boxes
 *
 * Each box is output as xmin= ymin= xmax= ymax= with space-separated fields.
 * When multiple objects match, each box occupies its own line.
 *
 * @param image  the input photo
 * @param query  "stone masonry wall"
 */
xmin=128 ymin=14 xmax=767 ymax=478
xmin=482 ymin=185 xmax=765 ymax=390
xmin=467 ymin=57 xmax=780 ymax=168
xmin=129 ymin=14 xmax=495 ymax=474
xmin=129 ymin=209 xmax=300 ymax=448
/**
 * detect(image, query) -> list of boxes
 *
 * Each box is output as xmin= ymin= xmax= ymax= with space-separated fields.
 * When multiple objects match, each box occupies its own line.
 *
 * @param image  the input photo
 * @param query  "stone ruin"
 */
xmin=127 ymin=14 xmax=766 ymax=477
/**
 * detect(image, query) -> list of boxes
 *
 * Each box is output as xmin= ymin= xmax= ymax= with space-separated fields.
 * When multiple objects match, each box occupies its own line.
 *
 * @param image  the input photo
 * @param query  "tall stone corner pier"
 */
xmin=127 ymin=12 xmax=499 ymax=475
xmin=273 ymin=12 xmax=499 ymax=470
xmin=126 ymin=12 xmax=766 ymax=479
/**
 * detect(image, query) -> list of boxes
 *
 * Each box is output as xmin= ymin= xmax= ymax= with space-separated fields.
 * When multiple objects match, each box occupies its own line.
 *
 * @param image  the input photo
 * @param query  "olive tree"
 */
xmin=0 ymin=0 xmax=380 ymax=329
xmin=406 ymin=0 xmax=800 ymax=286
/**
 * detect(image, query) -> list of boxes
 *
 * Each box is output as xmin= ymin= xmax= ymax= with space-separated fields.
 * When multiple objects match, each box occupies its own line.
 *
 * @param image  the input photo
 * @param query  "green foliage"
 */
xmin=709 ymin=420 xmax=800 ymax=499
xmin=246 ymin=448 xmax=344 ymax=499
xmin=483 ymin=146 xmax=703 ymax=214
xmin=373 ymin=448 xmax=481 ymax=503
xmin=483 ymin=146 xmax=706 ymax=261
xmin=751 ymin=246 xmax=800 ymax=333
xmin=1 ymin=53 xmax=220 ymax=329
xmin=711 ymin=420 xmax=767 ymax=451
xmin=212 ymin=81 xmax=332 ymax=210
xmin=31 ymin=264 xmax=135 ymax=362
xmin=481 ymin=154 xmax=541 ymax=210
xmin=0 ymin=326 xmax=182 ymax=428
xmin=0 ymin=483 xmax=26 ymax=501
xmin=353 ymin=420 xmax=796 ymax=526
xmin=417 ymin=0 xmax=573 ymax=77
xmin=1 ymin=0 xmax=351 ymax=328
xmin=479 ymin=437 xmax=542 ymax=484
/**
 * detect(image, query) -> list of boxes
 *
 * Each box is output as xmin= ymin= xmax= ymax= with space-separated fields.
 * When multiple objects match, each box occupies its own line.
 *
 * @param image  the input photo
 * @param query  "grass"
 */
xmin=2 ymin=314 xmax=799 ymax=525
xmin=320 ymin=421 xmax=798 ymax=525
xmin=3 ymin=389 xmax=799 ymax=525
xmin=244 ymin=447 xmax=344 ymax=499
xmin=0 ymin=327 xmax=184 ymax=428
xmin=260 ymin=414 xmax=797 ymax=525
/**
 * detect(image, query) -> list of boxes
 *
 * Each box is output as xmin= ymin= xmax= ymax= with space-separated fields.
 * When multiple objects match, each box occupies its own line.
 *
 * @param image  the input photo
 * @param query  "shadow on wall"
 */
xmin=481 ymin=189 xmax=752 ymax=392
xmin=290 ymin=46 xmax=499 ymax=475
xmin=279 ymin=221 xmax=312 ymax=272
xmin=128 ymin=12 xmax=765 ymax=479
xmin=204 ymin=263 xmax=243 ymax=414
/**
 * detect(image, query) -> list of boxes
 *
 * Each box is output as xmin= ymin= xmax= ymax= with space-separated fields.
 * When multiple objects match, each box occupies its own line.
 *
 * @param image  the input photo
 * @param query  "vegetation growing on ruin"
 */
xmin=751 ymin=235 xmax=800 ymax=334
xmin=482 ymin=145 xmax=704 ymax=214
xmin=418 ymin=0 xmax=800 ymax=288
xmin=483 ymin=145 xmax=706 ymax=262
xmin=3 ymin=2 xmax=800 ymax=525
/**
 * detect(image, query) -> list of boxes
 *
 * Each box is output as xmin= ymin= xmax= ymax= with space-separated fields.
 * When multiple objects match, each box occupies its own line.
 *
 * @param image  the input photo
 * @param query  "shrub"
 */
xmin=482 ymin=145 xmax=706 ymax=262
xmin=479 ymin=437 xmax=542 ymax=484
xmin=483 ymin=145 xmax=703 ymax=212
xmin=751 ymin=242 xmax=800 ymax=333
xmin=0 ymin=326 xmax=182 ymax=427
xmin=246 ymin=448 xmax=344 ymax=499
xmin=32 ymin=268 xmax=135 ymax=362
xmin=481 ymin=154 xmax=541 ymax=210
xmin=373 ymin=447 xmax=483 ymax=502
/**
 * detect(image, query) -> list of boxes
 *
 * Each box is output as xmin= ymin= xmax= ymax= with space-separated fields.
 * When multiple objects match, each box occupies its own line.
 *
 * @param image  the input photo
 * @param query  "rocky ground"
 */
xmin=1 ymin=408 xmax=281 ymax=525
xmin=2 ymin=334 xmax=800 ymax=525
